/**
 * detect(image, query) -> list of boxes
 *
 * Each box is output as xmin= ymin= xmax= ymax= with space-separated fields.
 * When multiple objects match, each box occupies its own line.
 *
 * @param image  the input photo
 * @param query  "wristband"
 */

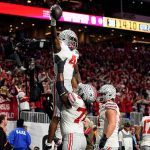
xmin=51 ymin=17 xmax=56 ymax=26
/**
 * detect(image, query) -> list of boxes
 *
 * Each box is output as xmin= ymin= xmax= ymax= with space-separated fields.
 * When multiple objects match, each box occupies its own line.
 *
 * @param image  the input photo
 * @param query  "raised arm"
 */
xmin=50 ymin=5 xmax=61 ymax=53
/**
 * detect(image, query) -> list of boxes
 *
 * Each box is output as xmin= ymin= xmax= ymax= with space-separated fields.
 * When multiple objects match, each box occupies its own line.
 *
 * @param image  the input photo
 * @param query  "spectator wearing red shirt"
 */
xmin=117 ymin=94 xmax=126 ymax=113
xmin=125 ymin=95 xmax=133 ymax=118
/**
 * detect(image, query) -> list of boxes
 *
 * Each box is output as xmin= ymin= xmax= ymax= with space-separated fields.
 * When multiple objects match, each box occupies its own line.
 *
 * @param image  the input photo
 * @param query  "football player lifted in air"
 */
xmin=45 ymin=4 xmax=83 ymax=149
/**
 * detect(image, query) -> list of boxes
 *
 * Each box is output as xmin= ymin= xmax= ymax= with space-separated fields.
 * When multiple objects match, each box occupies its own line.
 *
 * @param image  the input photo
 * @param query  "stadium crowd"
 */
xmin=79 ymin=43 xmax=150 ymax=117
xmin=0 ymin=35 xmax=150 ymax=118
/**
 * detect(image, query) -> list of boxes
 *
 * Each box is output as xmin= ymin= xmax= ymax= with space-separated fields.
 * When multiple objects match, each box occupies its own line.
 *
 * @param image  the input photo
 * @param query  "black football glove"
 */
xmin=99 ymin=134 xmax=108 ymax=149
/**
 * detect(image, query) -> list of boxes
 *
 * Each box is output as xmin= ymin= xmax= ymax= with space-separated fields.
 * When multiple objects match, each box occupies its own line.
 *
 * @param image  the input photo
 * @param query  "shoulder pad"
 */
xmin=105 ymin=102 xmax=118 ymax=110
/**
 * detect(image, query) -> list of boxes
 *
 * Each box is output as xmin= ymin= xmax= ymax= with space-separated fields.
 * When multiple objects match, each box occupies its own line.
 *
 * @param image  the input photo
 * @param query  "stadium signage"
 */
xmin=0 ymin=2 xmax=149 ymax=33
xmin=0 ymin=2 xmax=103 ymax=27
xmin=0 ymin=95 xmax=18 ymax=120
xmin=103 ymin=17 xmax=150 ymax=33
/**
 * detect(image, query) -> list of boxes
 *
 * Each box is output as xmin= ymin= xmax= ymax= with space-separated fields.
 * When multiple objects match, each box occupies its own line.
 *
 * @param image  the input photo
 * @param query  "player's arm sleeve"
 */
xmin=56 ymin=73 xmax=72 ymax=108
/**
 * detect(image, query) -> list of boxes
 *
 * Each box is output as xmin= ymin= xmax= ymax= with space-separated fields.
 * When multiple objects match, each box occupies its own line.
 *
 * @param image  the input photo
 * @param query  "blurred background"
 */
xmin=0 ymin=0 xmax=150 ymax=149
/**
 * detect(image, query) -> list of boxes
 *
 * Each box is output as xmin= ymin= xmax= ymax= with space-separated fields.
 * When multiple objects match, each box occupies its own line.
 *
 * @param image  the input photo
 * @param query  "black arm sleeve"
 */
xmin=54 ymin=55 xmax=66 ymax=73
xmin=56 ymin=81 xmax=71 ymax=108
xmin=56 ymin=81 xmax=68 ymax=96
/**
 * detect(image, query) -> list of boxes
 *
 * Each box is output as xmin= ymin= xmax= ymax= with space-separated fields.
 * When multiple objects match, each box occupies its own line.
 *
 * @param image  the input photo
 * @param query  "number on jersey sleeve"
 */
xmin=74 ymin=107 xmax=86 ymax=123
xmin=143 ymin=119 xmax=150 ymax=134
xmin=69 ymin=55 xmax=76 ymax=67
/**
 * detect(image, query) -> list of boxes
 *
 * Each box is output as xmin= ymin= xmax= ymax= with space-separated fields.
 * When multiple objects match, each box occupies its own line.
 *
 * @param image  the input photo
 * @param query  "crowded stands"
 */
xmin=0 ymin=0 xmax=150 ymax=149
xmin=0 ymin=35 xmax=149 ymax=119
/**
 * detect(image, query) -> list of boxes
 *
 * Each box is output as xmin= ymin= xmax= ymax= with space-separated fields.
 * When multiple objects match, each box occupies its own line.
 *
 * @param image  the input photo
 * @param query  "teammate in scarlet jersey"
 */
xmin=98 ymin=84 xmax=120 ymax=150
xmin=55 ymin=57 xmax=97 ymax=150
xmin=45 ymin=5 xmax=83 ymax=150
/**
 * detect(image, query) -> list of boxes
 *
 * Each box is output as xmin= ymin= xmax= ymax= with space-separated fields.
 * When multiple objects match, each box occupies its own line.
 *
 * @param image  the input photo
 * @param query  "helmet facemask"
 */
xmin=68 ymin=36 xmax=78 ymax=50
xmin=99 ymin=84 xmax=116 ymax=102
xmin=59 ymin=29 xmax=78 ymax=50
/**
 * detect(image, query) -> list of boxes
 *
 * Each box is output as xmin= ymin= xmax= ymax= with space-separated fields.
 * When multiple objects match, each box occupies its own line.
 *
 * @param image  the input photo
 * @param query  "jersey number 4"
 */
xmin=69 ymin=55 xmax=76 ymax=67
xmin=74 ymin=107 xmax=86 ymax=123
xmin=143 ymin=119 xmax=150 ymax=134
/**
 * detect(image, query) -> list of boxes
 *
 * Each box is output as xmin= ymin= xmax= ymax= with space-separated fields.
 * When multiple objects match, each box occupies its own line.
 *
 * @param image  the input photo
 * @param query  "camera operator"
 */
xmin=4 ymin=35 xmax=26 ymax=71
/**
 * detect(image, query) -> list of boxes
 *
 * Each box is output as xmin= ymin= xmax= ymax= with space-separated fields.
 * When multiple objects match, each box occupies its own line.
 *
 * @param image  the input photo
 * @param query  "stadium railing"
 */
xmin=20 ymin=111 xmax=50 ymax=123
xmin=20 ymin=111 xmax=143 ymax=126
